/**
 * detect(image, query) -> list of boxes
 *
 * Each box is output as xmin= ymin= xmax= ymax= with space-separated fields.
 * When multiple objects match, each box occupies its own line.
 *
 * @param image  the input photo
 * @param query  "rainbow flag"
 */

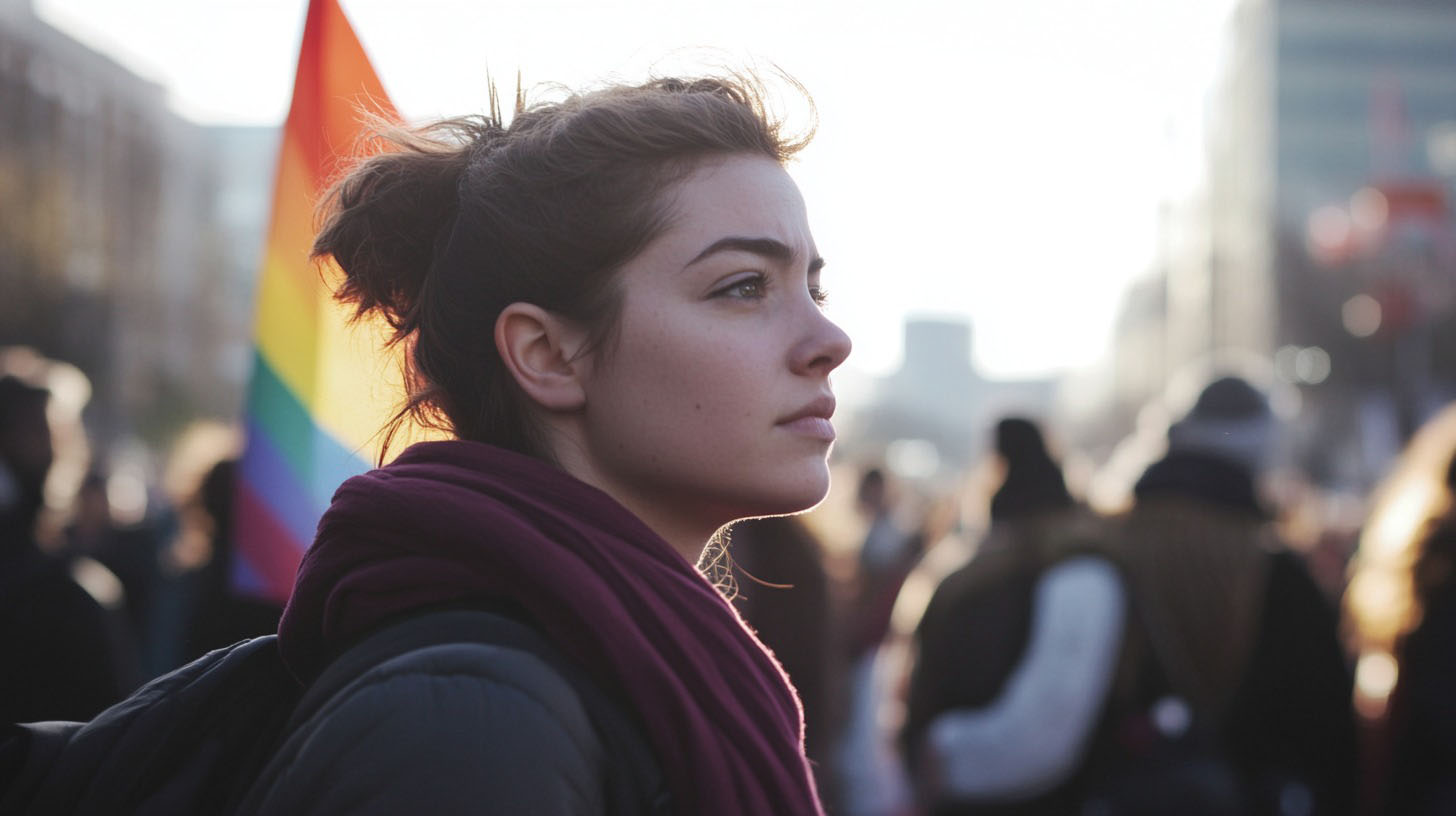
xmin=234 ymin=0 xmax=407 ymax=603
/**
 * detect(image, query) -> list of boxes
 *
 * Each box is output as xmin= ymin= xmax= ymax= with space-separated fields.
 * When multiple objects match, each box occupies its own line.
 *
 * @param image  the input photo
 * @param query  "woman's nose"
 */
xmin=791 ymin=309 xmax=852 ymax=376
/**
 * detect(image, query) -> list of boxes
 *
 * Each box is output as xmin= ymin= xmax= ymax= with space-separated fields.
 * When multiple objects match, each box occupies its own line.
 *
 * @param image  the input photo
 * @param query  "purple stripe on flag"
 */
xmin=239 ymin=418 xmax=326 ymax=548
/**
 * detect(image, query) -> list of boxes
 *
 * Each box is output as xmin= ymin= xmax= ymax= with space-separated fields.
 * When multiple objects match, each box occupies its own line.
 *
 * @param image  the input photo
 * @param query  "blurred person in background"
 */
xmin=1381 ymin=450 xmax=1456 ymax=815
xmin=0 ymin=375 xmax=135 ymax=722
xmin=851 ymin=466 xmax=915 ymax=660
xmin=837 ymin=465 xmax=918 ymax=816
xmin=1345 ymin=404 xmax=1456 ymax=816
xmin=729 ymin=515 xmax=842 ymax=807
xmin=987 ymin=417 xmax=1075 ymax=523
xmin=1100 ymin=376 xmax=1356 ymax=814
xmin=903 ymin=381 xmax=1356 ymax=815
xmin=61 ymin=471 xmax=161 ymax=660
xmin=901 ymin=415 xmax=1096 ymax=815
xmin=178 ymin=458 xmax=283 ymax=659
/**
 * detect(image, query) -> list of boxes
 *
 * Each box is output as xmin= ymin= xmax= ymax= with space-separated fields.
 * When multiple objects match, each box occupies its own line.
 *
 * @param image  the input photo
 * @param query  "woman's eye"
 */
xmin=809 ymin=285 xmax=829 ymax=306
xmin=717 ymin=274 xmax=768 ymax=300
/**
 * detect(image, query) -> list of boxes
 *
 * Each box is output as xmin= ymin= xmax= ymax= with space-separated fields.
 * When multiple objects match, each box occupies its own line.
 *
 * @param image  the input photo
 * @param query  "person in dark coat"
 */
xmin=0 ymin=375 xmax=133 ymax=723
xmin=903 ymin=416 xmax=1100 ymax=815
xmin=1107 ymin=376 xmax=1358 ymax=815
xmin=240 ymin=72 xmax=848 ymax=815
xmin=179 ymin=459 xmax=282 ymax=659
xmin=60 ymin=471 xmax=160 ymax=664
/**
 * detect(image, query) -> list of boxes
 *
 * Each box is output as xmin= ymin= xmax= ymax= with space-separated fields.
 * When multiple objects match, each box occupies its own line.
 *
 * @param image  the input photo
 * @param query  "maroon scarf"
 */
xmin=277 ymin=440 xmax=823 ymax=815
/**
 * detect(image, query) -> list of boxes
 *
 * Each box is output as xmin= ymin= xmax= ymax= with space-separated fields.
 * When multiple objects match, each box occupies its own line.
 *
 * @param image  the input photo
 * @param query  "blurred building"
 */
xmin=1110 ymin=273 xmax=1169 ymax=416
xmin=201 ymin=125 xmax=279 ymax=401
xmin=0 ymin=0 xmax=264 ymax=458
xmin=846 ymin=317 xmax=1058 ymax=476
xmin=1114 ymin=0 xmax=1456 ymax=489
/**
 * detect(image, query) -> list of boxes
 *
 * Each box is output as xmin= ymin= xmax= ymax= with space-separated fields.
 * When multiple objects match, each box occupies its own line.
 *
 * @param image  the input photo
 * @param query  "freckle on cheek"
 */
xmin=695 ymin=403 xmax=702 ymax=411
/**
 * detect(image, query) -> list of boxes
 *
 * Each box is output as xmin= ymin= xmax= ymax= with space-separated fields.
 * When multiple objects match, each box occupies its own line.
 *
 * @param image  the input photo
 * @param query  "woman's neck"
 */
xmin=547 ymin=439 xmax=714 ymax=565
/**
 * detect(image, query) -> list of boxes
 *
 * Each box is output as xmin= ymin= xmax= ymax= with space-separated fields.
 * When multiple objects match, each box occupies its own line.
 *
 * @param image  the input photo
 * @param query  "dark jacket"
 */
xmin=0 ymin=550 xmax=135 ymax=723
xmin=903 ymin=512 xmax=1112 ymax=816
xmin=277 ymin=441 xmax=822 ymax=815
xmin=243 ymin=636 xmax=666 ymax=814
xmin=0 ymin=606 xmax=669 ymax=816
xmin=1125 ymin=451 xmax=1358 ymax=815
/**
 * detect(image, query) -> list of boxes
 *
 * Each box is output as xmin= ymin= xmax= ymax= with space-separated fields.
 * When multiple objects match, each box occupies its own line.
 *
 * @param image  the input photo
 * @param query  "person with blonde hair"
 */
xmin=1347 ymin=405 xmax=1456 ymax=815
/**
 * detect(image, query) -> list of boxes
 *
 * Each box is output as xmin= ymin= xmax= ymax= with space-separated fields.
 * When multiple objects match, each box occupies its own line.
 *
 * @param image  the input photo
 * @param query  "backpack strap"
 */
xmin=276 ymin=606 xmax=670 ymax=816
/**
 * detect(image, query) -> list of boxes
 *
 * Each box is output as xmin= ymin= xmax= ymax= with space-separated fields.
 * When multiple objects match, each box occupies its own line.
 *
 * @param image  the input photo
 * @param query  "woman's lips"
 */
xmin=779 ymin=415 xmax=836 ymax=441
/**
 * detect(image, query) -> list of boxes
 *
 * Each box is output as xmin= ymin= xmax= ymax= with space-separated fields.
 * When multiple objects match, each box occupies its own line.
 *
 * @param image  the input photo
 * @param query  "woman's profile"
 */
xmin=243 ymin=73 xmax=850 ymax=815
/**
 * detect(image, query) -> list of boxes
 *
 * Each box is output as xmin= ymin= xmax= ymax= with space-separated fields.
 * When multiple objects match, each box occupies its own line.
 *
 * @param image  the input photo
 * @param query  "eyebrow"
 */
xmin=686 ymin=236 xmax=826 ymax=273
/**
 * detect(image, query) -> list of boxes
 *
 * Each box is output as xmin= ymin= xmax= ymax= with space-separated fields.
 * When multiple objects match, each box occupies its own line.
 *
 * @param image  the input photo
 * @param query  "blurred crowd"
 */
xmin=0 ymin=349 xmax=281 ymax=725
xmin=3 ymin=345 xmax=1455 ymax=816
xmin=729 ymin=372 xmax=1455 ymax=816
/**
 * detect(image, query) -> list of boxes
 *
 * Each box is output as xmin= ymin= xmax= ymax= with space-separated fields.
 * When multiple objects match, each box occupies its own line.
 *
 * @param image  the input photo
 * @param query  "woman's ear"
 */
xmin=494 ymin=303 xmax=591 ymax=412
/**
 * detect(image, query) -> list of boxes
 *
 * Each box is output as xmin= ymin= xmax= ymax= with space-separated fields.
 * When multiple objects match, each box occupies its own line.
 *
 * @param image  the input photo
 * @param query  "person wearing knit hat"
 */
xmin=1135 ymin=375 xmax=1278 ymax=518
xmin=1166 ymin=376 xmax=1275 ymax=472
xmin=1108 ymin=374 xmax=1357 ymax=815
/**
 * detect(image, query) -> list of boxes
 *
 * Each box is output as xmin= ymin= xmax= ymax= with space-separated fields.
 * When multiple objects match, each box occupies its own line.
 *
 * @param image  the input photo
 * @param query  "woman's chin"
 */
xmin=738 ymin=476 xmax=831 ymax=519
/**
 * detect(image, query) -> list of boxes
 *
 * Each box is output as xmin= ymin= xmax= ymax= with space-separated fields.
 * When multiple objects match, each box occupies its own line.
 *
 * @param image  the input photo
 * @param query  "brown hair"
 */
xmin=313 ymin=74 xmax=813 ymax=461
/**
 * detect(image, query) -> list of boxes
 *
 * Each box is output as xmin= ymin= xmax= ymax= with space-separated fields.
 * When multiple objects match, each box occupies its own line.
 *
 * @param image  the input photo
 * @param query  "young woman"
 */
xmin=246 ymin=75 xmax=850 ymax=815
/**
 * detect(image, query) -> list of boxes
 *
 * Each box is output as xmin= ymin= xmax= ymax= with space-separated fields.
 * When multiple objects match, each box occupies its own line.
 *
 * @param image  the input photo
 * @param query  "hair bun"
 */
xmin=316 ymin=117 xmax=498 ymax=335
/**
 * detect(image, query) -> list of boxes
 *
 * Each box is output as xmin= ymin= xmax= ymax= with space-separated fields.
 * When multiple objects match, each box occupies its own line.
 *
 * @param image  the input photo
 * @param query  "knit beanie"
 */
xmin=1166 ymin=376 xmax=1274 ymax=473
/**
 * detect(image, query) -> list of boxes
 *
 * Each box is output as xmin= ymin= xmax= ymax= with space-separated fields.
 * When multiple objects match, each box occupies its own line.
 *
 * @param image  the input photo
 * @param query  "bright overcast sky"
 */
xmin=36 ymin=0 xmax=1235 ymax=383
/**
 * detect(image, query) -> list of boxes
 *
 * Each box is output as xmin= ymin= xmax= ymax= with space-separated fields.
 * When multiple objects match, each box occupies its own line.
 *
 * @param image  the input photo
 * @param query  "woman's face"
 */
xmin=571 ymin=153 xmax=851 ymax=548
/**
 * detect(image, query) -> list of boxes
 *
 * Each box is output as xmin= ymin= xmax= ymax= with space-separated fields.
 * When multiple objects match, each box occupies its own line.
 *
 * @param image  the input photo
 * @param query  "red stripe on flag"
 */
xmin=289 ymin=0 xmax=398 ymax=191
xmin=235 ymin=481 xmax=309 ymax=604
